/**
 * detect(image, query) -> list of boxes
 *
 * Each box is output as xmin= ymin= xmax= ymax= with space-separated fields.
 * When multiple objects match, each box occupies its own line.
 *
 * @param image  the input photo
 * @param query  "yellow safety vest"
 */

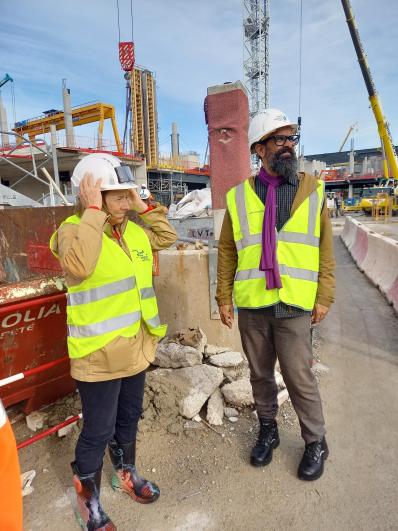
xmin=226 ymin=179 xmax=324 ymax=310
xmin=50 ymin=215 xmax=166 ymax=358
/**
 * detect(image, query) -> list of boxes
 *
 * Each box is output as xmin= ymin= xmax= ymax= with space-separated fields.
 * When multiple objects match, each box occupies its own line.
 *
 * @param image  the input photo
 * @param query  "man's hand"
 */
xmin=79 ymin=173 xmax=102 ymax=209
xmin=311 ymin=303 xmax=329 ymax=325
xmin=219 ymin=304 xmax=234 ymax=329
xmin=128 ymin=188 xmax=148 ymax=214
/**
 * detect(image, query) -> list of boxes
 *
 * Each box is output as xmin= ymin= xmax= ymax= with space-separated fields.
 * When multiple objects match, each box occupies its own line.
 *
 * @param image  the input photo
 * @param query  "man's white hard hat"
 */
xmin=248 ymin=109 xmax=297 ymax=153
xmin=71 ymin=153 xmax=138 ymax=191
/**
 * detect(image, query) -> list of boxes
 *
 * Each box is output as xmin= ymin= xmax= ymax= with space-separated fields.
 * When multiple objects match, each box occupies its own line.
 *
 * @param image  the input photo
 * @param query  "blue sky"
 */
xmin=1 ymin=0 xmax=397 ymax=162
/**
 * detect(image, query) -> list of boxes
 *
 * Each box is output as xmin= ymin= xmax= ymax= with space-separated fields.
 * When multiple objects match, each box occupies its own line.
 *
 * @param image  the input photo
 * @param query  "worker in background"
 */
xmin=217 ymin=109 xmax=335 ymax=481
xmin=139 ymin=183 xmax=156 ymax=207
xmin=50 ymin=153 xmax=177 ymax=530
xmin=334 ymin=192 xmax=342 ymax=217
xmin=0 ymin=399 xmax=23 ymax=530
xmin=327 ymin=193 xmax=336 ymax=218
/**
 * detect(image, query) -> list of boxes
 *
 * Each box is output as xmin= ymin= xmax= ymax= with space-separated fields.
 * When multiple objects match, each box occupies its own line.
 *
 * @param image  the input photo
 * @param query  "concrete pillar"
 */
xmin=171 ymin=122 xmax=179 ymax=161
xmin=348 ymin=183 xmax=353 ymax=198
xmin=62 ymin=79 xmax=75 ymax=148
xmin=0 ymin=94 xmax=9 ymax=147
xmin=205 ymin=81 xmax=250 ymax=239
xmin=362 ymin=156 xmax=368 ymax=175
xmin=50 ymin=124 xmax=60 ymax=188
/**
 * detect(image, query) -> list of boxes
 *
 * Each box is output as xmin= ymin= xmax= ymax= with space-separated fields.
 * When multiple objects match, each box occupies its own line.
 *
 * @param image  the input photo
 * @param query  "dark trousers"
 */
xmin=238 ymin=310 xmax=325 ymax=443
xmin=75 ymin=370 xmax=146 ymax=474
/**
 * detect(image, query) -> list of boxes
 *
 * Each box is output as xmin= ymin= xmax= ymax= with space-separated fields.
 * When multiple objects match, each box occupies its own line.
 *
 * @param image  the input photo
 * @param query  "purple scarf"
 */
xmin=257 ymin=167 xmax=284 ymax=290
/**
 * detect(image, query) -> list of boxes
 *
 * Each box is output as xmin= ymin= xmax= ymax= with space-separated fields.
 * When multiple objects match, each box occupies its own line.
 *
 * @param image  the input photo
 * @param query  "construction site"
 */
xmin=0 ymin=1 xmax=397 ymax=530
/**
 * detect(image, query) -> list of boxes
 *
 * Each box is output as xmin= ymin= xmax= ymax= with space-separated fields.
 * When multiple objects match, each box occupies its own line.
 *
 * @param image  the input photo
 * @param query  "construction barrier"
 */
xmin=341 ymin=216 xmax=398 ymax=312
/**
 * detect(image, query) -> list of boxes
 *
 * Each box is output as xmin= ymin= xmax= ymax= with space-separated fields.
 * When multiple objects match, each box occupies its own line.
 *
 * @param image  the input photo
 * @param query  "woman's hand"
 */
xmin=128 ymin=188 xmax=148 ymax=214
xmin=79 ymin=173 xmax=103 ymax=209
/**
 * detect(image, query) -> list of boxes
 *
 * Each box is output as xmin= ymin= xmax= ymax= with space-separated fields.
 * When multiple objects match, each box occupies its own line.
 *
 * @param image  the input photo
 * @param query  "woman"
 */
xmin=50 ymin=153 xmax=177 ymax=530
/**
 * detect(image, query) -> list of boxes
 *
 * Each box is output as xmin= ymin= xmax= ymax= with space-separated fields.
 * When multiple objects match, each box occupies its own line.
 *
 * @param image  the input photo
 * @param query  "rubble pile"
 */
xmin=141 ymin=327 xmax=288 ymax=434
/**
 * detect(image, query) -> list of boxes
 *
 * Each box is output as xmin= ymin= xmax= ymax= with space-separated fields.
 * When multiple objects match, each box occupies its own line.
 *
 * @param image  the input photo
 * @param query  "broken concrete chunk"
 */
xmin=208 ymin=351 xmax=243 ymax=368
xmin=169 ymin=327 xmax=207 ymax=353
xmin=206 ymin=388 xmax=224 ymax=426
xmin=223 ymin=362 xmax=250 ymax=383
xmin=228 ymin=416 xmax=238 ymax=423
xmin=58 ymin=415 xmax=78 ymax=437
xmin=274 ymin=370 xmax=285 ymax=388
xmin=26 ymin=411 xmax=47 ymax=432
xmin=146 ymin=365 xmax=223 ymax=420
xmin=221 ymin=378 xmax=254 ymax=406
xmin=153 ymin=341 xmax=202 ymax=368
xmin=21 ymin=470 xmax=36 ymax=497
xmin=277 ymin=388 xmax=289 ymax=406
xmin=224 ymin=407 xmax=239 ymax=418
xmin=204 ymin=344 xmax=232 ymax=358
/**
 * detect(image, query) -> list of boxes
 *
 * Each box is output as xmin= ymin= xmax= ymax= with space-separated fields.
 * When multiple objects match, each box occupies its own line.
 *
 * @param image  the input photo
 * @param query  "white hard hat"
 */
xmin=139 ymin=184 xmax=151 ymax=200
xmin=71 ymin=153 xmax=138 ymax=191
xmin=248 ymin=109 xmax=297 ymax=153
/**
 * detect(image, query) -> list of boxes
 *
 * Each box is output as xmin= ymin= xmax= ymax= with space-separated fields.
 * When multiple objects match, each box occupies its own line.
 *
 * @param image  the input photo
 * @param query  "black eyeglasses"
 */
xmin=265 ymin=134 xmax=300 ymax=146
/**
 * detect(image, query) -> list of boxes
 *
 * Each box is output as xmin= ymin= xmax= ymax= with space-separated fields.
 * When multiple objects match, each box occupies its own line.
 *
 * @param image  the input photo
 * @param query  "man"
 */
xmin=216 ymin=109 xmax=335 ymax=481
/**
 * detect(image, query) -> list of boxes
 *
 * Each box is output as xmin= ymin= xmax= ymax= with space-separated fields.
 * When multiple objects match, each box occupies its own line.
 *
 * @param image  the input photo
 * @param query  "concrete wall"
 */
xmin=154 ymin=249 xmax=243 ymax=352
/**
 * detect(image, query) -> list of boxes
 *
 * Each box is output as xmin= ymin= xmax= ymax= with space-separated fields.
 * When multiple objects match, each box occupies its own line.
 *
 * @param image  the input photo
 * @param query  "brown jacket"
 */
xmin=216 ymin=173 xmax=335 ymax=308
xmin=51 ymin=205 xmax=177 ymax=382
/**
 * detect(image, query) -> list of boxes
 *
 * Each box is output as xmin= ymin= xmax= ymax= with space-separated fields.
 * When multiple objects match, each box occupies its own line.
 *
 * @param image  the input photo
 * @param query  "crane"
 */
xmin=0 ymin=74 xmax=13 ymax=88
xmin=339 ymin=122 xmax=358 ymax=152
xmin=341 ymin=0 xmax=398 ymax=180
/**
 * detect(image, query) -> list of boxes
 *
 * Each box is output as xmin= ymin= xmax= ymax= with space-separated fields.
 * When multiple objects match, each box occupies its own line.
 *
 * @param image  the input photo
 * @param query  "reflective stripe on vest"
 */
xmin=68 ymin=311 xmax=142 ymax=338
xmin=67 ymin=277 xmax=136 ymax=306
xmin=227 ymin=178 xmax=323 ymax=310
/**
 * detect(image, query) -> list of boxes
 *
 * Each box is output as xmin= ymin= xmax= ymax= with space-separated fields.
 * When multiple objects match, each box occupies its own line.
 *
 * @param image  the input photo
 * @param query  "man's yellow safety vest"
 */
xmin=226 ymin=179 xmax=324 ymax=311
xmin=50 ymin=215 xmax=166 ymax=359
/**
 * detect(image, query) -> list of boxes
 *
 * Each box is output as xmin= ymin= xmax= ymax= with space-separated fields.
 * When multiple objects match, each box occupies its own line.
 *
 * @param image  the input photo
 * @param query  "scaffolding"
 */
xmin=130 ymin=67 xmax=158 ymax=168
xmin=148 ymin=172 xmax=187 ymax=205
xmin=242 ymin=0 xmax=270 ymax=115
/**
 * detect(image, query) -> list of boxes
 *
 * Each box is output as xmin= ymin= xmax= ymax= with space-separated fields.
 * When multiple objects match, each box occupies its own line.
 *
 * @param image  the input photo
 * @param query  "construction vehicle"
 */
xmin=341 ymin=0 xmax=398 ymax=183
xmin=358 ymin=186 xmax=398 ymax=215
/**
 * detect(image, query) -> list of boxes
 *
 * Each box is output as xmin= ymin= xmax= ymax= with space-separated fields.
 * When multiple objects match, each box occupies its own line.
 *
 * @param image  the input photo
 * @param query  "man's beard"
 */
xmin=268 ymin=147 xmax=298 ymax=180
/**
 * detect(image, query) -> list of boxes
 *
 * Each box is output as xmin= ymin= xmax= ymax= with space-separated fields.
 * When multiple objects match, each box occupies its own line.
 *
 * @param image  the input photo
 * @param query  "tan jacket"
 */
xmin=216 ymin=173 xmax=336 ymax=308
xmin=52 ymin=205 xmax=177 ymax=382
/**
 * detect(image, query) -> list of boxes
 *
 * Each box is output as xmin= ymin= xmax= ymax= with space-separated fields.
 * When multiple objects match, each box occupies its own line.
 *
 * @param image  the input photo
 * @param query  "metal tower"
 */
xmin=242 ymin=0 xmax=270 ymax=115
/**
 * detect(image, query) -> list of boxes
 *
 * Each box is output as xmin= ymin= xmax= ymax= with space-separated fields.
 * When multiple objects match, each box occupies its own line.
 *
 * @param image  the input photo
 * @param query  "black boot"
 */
xmin=298 ymin=437 xmax=329 ymax=481
xmin=108 ymin=439 xmax=160 ymax=504
xmin=71 ymin=461 xmax=116 ymax=531
xmin=250 ymin=419 xmax=280 ymax=467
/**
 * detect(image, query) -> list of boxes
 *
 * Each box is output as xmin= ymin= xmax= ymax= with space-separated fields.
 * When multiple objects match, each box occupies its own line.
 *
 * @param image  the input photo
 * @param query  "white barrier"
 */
xmin=341 ymin=216 xmax=398 ymax=312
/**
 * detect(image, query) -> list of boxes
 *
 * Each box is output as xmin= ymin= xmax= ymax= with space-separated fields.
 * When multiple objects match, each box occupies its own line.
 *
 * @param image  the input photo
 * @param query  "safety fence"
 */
xmin=341 ymin=216 xmax=398 ymax=312
xmin=0 ymin=358 xmax=81 ymax=451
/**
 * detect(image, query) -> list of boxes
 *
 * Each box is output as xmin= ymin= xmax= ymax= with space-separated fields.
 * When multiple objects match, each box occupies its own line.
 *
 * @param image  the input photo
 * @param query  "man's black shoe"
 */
xmin=298 ymin=437 xmax=329 ymax=481
xmin=250 ymin=419 xmax=279 ymax=467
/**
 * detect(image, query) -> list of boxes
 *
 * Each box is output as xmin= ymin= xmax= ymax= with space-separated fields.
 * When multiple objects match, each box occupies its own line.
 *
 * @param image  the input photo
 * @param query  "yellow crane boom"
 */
xmin=341 ymin=0 xmax=398 ymax=180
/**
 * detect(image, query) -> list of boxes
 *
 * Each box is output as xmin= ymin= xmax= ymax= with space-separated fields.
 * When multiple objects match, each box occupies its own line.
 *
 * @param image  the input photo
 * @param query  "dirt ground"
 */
xmin=14 ymin=229 xmax=398 ymax=531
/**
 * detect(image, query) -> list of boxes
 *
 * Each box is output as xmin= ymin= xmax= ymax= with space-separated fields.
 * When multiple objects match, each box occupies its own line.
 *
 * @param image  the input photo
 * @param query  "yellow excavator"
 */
xmin=341 ymin=0 xmax=398 ymax=215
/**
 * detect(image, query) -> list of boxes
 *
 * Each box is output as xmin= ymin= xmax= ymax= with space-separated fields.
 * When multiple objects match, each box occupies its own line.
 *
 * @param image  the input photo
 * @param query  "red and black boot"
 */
xmin=71 ymin=461 xmax=116 ymax=531
xmin=108 ymin=439 xmax=160 ymax=504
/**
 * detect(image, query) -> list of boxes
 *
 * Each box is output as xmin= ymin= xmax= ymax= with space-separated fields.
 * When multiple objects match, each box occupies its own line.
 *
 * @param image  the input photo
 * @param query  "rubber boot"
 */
xmin=71 ymin=461 xmax=116 ymax=531
xmin=250 ymin=419 xmax=280 ymax=467
xmin=108 ymin=439 xmax=160 ymax=504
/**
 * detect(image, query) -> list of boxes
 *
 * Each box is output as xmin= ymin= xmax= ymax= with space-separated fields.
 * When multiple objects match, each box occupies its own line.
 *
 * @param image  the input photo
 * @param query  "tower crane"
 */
xmin=0 ymin=74 xmax=13 ymax=88
xmin=341 ymin=0 xmax=398 ymax=180
xmin=339 ymin=122 xmax=358 ymax=152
